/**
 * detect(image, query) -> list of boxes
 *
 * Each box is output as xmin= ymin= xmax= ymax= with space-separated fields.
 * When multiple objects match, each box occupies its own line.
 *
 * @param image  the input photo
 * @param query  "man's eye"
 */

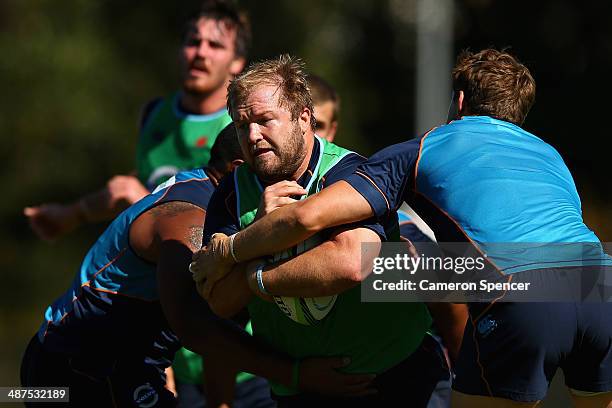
xmin=184 ymin=37 xmax=200 ymax=47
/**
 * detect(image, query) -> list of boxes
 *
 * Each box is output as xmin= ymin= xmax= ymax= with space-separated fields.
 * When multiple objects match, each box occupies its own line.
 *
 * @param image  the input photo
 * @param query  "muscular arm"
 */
xmin=234 ymin=181 xmax=374 ymax=262
xmin=254 ymin=227 xmax=381 ymax=298
xmin=25 ymin=174 xmax=149 ymax=241
xmin=206 ymin=226 xmax=381 ymax=316
xmin=145 ymin=201 xmax=294 ymax=387
xmin=426 ymin=303 xmax=468 ymax=365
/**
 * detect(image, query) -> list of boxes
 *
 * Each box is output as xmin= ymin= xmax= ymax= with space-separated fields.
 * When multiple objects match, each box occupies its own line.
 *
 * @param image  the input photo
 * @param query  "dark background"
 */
xmin=1 ymin=1 xmax=609 ymax=403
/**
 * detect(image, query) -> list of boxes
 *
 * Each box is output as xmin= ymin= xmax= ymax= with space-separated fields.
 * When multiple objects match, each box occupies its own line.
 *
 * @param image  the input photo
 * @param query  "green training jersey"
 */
xmin=235 ymin=136 xmax=432 ymax=396
xmin=136 ymin=92 xmax=232 ymax=189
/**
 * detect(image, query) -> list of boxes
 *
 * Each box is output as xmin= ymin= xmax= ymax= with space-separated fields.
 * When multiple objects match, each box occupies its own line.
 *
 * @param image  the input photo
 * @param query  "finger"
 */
xmin=276 ymin=185 xmax=308 ymax=197
xmin=24 ymin=207 xmax=38 ymax=216
xmin=275 ymin=197 xmax=298 ymax=207
xmin=189 ymin=261 xmax=198 ymax=277
xmin=192 ymin=247 xmax=206 ymax=261
xmin=203 ymin=280 xmax=214 ymax=299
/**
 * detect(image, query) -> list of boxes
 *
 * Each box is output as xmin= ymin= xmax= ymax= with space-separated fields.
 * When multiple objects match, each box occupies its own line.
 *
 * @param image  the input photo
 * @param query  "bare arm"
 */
xmin=148 ymin=202 xmax=293 ymax=387
xmin=24 ymin=174 xmax=149 ymax=241
xmin=247 ymin=227 xmax=381 ymax=298
xmin=204 ymin=262 xmax=255 ymax=319
xmin=426 ymin=303 xmax=468 ymax=365
xmin=235 ymin=181 xmax=374 ymax=262
xmin=191 ymin=181 xmax=375 ymax=292
xmin=147 ymin=201 xmax=375 ymax=396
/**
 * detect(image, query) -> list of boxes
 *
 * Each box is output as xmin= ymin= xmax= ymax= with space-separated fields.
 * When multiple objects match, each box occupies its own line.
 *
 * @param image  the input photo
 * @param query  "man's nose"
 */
xmin=248 ymin=123 xmax=263 ymax=145
xmin=196 ymin=40 xmax=211 ymax=58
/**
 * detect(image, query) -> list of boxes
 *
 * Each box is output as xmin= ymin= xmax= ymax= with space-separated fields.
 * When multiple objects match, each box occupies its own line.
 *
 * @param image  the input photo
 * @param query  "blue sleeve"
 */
xmin=154 ymin=172 xmax=216 ymax=211
xmin=202 ymin=174 xmax=240 ymax=245
xmin=323 ymin=153 xmax=388 ymax=241
xmin=344 ymin=138 xmax=421 ymax=218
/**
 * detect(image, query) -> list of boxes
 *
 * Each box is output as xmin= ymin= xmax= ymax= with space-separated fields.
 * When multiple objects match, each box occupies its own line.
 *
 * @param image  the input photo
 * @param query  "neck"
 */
xmin=180 ymin=81 xmax=230 ymax=115
xmin=205 ymin=166 xmax=223 ymax=187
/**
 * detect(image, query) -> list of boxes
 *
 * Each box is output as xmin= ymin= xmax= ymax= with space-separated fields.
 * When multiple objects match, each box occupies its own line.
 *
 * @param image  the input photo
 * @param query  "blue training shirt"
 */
xmin=38 ymin=168 xmax=215 ymax=364
xmin=346 ymin=116 xmax=611 ymax=273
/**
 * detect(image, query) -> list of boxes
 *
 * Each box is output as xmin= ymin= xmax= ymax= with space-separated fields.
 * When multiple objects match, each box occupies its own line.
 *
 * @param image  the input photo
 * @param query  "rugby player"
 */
xmin=24 ymin=0 xmax=249 ymax=241
xmin=195 ymin=49 xmax=612 ymax=407
xmin=308 ymin=74 xmax=340 ymax=142
xmin=193 ymin=55 xmax=459 ymax=407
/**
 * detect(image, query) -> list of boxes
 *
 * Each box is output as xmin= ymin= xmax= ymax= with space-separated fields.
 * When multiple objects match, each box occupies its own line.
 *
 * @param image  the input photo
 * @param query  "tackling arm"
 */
xmin=234 ymin=181 xmax=374 ymax=262
xmin=249 ymin=227 xmax=381 ymax=298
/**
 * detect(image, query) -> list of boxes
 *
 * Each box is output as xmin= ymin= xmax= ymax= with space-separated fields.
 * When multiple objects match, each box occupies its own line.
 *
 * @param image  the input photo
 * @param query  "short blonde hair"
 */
xmin=227 ymin=54 xmax=316 ymax=130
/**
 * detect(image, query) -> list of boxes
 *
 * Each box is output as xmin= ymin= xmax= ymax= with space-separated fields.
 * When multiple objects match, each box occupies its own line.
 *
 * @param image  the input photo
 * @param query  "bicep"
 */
xmin=343 ymin=139 xmax=421 ymax=217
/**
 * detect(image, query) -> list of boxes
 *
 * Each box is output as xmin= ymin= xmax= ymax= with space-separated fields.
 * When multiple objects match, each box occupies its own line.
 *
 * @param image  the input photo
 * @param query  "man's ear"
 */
xmin=457 ymin=90 xmax=465 ymax=114
xmin=299 ymin=108 xmax=311 ymax=133
xmin=229 ymin=159 xmax=244 ymax=171
xmin=229 ymin=57 xmax=246 ymax=76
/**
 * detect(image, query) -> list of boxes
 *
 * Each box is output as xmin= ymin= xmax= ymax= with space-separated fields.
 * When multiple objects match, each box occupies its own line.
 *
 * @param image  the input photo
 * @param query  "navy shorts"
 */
xmin=21 ymin=334 xmax=176 ymax=407
xmin=176 ymin=376 xmax=275 ymax=408
xmin=453 ymin=301 xmax=612 ymax=402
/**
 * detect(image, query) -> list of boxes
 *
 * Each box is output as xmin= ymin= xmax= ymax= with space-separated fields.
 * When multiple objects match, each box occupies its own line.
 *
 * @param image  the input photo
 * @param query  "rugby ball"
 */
xmin=273 ymin=295 xmax=337 ymax=325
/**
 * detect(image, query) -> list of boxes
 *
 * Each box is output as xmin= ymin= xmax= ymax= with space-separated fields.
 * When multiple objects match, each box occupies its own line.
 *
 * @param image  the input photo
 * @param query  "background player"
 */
xmin=308 ymin=74 xmax=340 ymax=142
xmin=24 ymin=0 xmax=249 ymax=241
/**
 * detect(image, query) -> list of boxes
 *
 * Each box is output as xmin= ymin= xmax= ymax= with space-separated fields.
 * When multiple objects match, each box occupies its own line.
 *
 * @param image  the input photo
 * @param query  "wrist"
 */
xmin=246 ymin=261 xmax=268 ymax=296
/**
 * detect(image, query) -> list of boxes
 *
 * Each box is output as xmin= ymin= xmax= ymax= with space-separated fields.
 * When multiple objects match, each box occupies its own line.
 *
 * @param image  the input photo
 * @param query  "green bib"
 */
xmin=136 ymin=92 xmax=232 ymax=189
xmin=234 ymin=136 xmax=432 ymax=396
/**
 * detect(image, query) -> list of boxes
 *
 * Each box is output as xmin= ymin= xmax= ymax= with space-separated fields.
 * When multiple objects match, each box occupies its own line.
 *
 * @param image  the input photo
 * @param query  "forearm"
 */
xmin=158 ymin=240 xmax=293 ymax=387
xmin=260 ymin=241 xmax=362 ymax=298
xmin=253 ymin=228 xmax=382 ymax=298
xmin=178 ymin=299 xmax=292 ymax=386
xmin=426 ymin=302 xmax=468 ymax=364
xmin=77 ymin=188 xmax=124 ymax=222
xmin=234 ymin=181 xmax=374 ymax=262
xmin=207 ymin=263 xmax=254 ymax=318
xmin=202 ymin=352 xmax=236 ymax=408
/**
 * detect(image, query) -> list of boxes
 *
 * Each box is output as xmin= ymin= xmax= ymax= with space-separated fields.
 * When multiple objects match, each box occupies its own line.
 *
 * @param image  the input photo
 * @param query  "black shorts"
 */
xmin=21 ymin=334 xmax=176 ymax=407
xmin=453 ymin=301 xmax=612 ymax=402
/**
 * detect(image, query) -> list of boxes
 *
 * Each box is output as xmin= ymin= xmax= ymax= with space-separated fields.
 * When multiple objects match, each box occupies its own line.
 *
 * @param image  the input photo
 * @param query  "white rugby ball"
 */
xmin=273 ymin=295 xmax=337 ymax=325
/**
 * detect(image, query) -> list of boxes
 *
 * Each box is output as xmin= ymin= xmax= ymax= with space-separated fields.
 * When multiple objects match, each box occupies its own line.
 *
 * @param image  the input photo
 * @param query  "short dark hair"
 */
xmin=183 ymin=0 xmax=251 ymax=59
xmin=308 ymin=74 xmax=340 ymax=121
xmin=452 ymin=49 xmax=535 ymax=125
xmin=208 ymin=123 xmax=243 ymax=171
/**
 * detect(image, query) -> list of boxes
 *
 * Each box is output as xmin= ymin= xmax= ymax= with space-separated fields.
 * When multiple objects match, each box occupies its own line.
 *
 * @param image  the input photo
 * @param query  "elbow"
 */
xmin=207 ymin=298 xmax=236 ymax=320
xmin=343 ymin=254 xmax=367 ymax=284
xmin=293 ymin=201 xmax=324 ymax=233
